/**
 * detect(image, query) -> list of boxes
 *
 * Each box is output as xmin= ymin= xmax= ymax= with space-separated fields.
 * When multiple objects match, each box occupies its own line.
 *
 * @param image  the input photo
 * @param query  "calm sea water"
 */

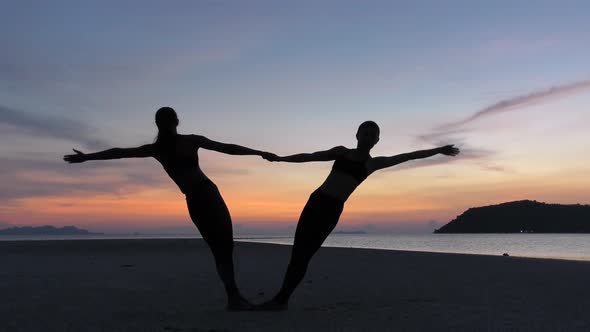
xmin=1 ymin=233 xmax=589 ymax=261
xmin=242 ymin=234 xmax=590 ymax=261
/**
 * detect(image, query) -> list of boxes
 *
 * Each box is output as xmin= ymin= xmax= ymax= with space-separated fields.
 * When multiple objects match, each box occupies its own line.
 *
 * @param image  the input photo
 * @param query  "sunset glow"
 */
xmin=1 ymin=1 xmax=589 ymax=234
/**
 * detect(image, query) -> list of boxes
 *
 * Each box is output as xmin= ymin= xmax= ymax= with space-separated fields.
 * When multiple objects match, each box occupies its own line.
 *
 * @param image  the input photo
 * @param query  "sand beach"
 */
xmin=1 ymin=239 xmax=588 ymax=332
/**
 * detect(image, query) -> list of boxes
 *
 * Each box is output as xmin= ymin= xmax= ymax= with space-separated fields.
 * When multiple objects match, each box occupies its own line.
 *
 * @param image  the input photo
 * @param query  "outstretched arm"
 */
xmin=267 ymin=146 xmax=348 ymax=163
xmin=367 ymin=145 xmax=459 ymax=172
xmin=193 ymin=135 xmax=275 ymax=158
xmin=63 ymin=144 xmax=154 ymax=163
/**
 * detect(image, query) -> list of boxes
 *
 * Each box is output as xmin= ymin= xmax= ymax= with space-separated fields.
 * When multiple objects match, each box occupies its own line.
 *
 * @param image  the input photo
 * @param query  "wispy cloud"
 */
xmin=416 ymin=128 xmax=471 ymax=146
xmin=0 ymin=154 xmax=252 ymax=202
xmin=0 ymin=105 xmax=109 ymax=149
xmin=388 ymin=147 xmax=498 ymax=171
xmin=410 ymin=80 xmax=590 ymax=172
xmin=0 ymin=157 xmax=166 ymax=201
xmin=435 ymin=80 xmax=590 ymax=132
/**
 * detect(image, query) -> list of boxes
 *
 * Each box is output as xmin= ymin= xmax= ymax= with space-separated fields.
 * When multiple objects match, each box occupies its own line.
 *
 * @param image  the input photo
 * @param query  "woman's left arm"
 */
xmin=367 ymin=145 xmax=459 ymax=172
xmin=192 ymin=135 xmax=274 ymax=158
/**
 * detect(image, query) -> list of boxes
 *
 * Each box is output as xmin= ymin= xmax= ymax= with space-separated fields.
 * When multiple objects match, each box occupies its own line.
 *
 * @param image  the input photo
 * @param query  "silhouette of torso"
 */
xmin=152 ymin=134 xmax=211 ymax=195
xmin=332 ymin=155 xmax=369 ymax=182
xmin=318 ymin=149 xmax=372 ymax=202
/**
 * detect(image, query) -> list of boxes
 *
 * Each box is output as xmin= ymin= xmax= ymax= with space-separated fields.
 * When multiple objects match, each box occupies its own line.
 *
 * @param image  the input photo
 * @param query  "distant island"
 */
xmin=434 ymin=200 xmax=590 ymax=233
xmin=0 ymin=225 xmax=103 ymax=236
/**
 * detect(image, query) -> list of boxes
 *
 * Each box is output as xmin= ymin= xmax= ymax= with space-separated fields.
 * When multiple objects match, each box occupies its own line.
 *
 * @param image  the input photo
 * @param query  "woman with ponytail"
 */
xmin=64 ymin=107 xmax=275 ymax=310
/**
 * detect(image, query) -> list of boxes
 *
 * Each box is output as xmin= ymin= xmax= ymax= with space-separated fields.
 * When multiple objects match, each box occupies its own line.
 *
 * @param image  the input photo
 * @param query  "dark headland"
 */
xmin=435 ymin=200 xmax=590 ymax=233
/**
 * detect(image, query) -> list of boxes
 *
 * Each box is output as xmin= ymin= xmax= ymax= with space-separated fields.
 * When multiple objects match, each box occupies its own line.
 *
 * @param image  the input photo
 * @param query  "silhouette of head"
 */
xmin=356 ymin=121 xmax=380 ymax=150
xmin=155 ymin=107 xmax=179 ymax=132
xmin=154 ymin=107 xmax=179 ymax=152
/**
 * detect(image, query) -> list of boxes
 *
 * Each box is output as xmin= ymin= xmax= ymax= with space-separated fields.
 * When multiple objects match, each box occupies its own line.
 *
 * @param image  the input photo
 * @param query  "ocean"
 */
xmin=243 ymin=233 xmax=590 ymax=261
xmin=1 ymin=233 xmax=589 ymax=261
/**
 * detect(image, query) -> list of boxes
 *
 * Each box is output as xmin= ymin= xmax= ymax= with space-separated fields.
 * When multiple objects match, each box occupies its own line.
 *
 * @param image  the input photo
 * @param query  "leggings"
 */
xmin=277 ymin=189 xmax=344 ymax=301
xmin=185 ymin=180 xmax=238 ymax=297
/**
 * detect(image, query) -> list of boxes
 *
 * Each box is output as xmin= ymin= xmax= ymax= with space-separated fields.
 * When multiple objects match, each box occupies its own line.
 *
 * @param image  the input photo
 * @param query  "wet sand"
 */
xmin=1 ymin=239 xmax=589 ymax=332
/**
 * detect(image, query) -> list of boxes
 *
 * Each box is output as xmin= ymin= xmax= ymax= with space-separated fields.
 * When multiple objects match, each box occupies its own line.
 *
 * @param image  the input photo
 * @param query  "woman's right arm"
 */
xmin=63 ymin=144 xmax=154 ymax=163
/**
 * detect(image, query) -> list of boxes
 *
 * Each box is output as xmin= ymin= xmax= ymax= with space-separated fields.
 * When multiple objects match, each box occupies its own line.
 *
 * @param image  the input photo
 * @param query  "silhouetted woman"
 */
xmin=260 ymin=121 xmax=460 ymax=309
xmin=63 ymin=107 xmax=274 ymax=310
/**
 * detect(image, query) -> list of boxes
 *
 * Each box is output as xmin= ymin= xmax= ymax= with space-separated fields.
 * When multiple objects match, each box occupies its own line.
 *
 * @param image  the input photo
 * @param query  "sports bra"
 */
xmin=160 ymin=154 xmax=198 ymax=173
xmin=331 ymin=155 xmax=369 ymax=182
xmin=154 ymin=143 xmax=199 ymax=175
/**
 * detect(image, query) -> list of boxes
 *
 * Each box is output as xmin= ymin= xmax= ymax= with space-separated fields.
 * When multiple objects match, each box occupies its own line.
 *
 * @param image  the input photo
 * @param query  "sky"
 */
xmin=1 ymin=1 xmax=589 ymax=234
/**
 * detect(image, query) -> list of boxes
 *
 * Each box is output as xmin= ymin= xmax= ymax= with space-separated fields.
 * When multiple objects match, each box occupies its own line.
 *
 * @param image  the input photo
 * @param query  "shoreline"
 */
xmin=240 ymin=239 xmax=590 ymax=263
xmin=1 ymin=235 xmax=589 ymax=262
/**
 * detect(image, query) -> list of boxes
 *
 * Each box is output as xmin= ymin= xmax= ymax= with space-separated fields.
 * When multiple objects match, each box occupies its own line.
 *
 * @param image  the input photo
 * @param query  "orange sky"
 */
xmin=2 ymin=155 xmax=588 ymax=234
xmin=1 ymin=2 xmax=590 ymax=234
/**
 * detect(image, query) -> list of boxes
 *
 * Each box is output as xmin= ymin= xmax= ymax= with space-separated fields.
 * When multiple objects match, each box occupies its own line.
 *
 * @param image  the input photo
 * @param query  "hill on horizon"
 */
xmin=435 ymin=200 xmax=590 ymax=233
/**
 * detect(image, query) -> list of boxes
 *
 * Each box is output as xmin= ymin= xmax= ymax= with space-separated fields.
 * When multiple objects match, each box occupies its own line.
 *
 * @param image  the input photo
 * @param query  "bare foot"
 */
xmin=226 ymin=296 xmax=254 ymax=311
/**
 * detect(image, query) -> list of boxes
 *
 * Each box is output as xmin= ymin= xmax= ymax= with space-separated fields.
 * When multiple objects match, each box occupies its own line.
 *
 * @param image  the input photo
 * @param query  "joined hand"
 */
xmin=261 ymin=152 xmax=281 ymax=162
xmin=261 ymin=152 xmax=280 ymax=162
